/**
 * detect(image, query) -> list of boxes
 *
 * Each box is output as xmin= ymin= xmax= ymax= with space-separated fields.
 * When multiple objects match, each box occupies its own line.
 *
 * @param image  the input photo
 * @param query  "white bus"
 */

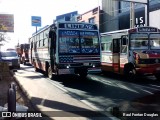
xmin=29 ymin=21 xmax=101 ymax=79
xmin=101 ymin=26 xmax=160 ymax=80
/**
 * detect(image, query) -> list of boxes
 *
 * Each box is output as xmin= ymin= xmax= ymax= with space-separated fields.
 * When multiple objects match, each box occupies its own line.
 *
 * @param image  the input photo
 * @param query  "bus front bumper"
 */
xmin=58 ymin=67 xmax=101 ymax=75
xmin=136 ymin=66 xmax=160 ymax=75
xmin=88 ymin=67 xmax=102 ymax=74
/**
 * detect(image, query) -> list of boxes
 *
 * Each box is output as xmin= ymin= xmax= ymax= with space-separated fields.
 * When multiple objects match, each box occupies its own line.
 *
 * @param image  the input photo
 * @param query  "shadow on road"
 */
xmin=50 ymin=73 xmax=160 ymax=110
xmin=30 ymin=96 xmax=107 ymax=118
xmin=101 ymin=71 xmax=160 ymax=85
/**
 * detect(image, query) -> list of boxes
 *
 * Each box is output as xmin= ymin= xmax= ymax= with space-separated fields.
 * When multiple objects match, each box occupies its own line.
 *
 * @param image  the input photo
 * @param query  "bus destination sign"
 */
xmin=59 ymin=23 xmax=97 ymax=30
xmin=138 ymin=27 xmax=158 ymax=32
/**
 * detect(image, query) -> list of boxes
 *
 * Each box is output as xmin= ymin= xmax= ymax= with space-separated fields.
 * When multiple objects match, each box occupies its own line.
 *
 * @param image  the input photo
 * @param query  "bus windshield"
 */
xmin=59 ymin=30 xmax=99 ymax=54
xmin=130 ymin=33 xmax=148 ymax=50
xmin=150 ymin=33 xmax=160 ymax=49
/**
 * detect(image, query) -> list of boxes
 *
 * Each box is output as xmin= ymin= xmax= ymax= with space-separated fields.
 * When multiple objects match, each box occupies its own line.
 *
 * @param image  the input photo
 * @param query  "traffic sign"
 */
xmin=31 ymin=16 xmax=41 ymax=27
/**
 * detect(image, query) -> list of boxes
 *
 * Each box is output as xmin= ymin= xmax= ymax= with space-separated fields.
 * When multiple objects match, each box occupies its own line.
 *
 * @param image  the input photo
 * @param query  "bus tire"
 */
xmin=33 ymin=60 xmax=38 ymax=72
xmin=44 ymin=62 xmax=49 ymax=77
xmin=48 ymin=67 xmax=53 ymax=79
xmin=155 ymin=74 xmax=160 ymax=81
xmin=23 ymin=61 xmax=26 ymax=65
xmin=124 ymin=64 xmax=136 ymax=81
xmin=79 ymin=69 xmax=88 ymax=79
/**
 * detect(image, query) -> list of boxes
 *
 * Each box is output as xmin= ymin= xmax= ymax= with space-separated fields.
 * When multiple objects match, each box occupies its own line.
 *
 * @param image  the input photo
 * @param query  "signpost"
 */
xmin=31 ymin=16 xmax=41 ymax=33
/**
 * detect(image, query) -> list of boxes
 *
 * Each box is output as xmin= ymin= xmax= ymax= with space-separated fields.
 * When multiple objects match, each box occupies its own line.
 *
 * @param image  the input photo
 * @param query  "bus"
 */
xmin=29 ymin=21 xmax=101 ymax=79
xmin=101 ymin=26 xmax=160 ymax=80
xmin=16 ymin=43 xmax=30 ymax=65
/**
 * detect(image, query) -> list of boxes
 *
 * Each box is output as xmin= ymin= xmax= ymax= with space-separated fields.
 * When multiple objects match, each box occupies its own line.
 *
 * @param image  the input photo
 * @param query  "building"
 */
xmin=101 ymin=0 xmax=119 ymax=32
xmin=101 ymin=0 xmax=160 ymax=32
xmin=55 ymin=11 xmax=78 ymax=22
xmin=76 ymin=6 xmax=103 ymax=32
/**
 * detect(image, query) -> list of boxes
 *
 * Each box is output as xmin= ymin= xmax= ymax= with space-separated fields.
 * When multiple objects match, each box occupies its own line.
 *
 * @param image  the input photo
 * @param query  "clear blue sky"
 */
xmin=0 ymin=0 xmax=101 ymax=49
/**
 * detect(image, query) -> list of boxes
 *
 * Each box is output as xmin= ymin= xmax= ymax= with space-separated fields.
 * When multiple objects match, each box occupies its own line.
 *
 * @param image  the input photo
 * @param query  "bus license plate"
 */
xmin=84 ymin=63 xmax=89 ymax=66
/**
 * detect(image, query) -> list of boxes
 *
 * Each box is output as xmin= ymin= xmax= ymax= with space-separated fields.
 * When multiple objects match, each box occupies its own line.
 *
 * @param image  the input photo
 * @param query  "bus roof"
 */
xmin=101 ymin=29 xmax=129 ymax=36
xmin=32 ymin=25 xmax=50 ymax=36
xmin=32 ymin=21 xmax=98 ymax=37
xmin=101 ymin=26 xmax=160 ymax=36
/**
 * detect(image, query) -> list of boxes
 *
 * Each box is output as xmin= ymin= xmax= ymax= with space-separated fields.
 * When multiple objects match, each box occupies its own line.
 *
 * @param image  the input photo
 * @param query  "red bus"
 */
xmin=101 ymin=26 xmax=160 ymax=80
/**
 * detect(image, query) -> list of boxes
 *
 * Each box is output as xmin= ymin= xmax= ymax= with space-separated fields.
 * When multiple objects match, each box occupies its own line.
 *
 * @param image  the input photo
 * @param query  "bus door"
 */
xmin=30 ymin=42 xmax=33 ymax=63
xmin=112 ymin=38 xmax=120 ymax=73
xmin=49 ymin=30 xmax=56 ymax=70
xmin=120 ymin=35 xmax=128 ymax=73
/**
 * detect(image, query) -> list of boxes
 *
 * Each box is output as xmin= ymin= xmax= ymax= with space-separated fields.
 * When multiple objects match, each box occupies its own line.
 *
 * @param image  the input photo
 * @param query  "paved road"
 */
xmin=43 ymin=69 xmax=160 ymax=111
xmin=15 ymin=64 xmax=160 ymax=119
xmin=14 ymin=64 xmax=118 ymax=120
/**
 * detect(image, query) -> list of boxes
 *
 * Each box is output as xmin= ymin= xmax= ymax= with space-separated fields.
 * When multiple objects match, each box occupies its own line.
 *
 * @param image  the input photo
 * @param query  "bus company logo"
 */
xmin=64 ymin=23 xmax=94 ymax=30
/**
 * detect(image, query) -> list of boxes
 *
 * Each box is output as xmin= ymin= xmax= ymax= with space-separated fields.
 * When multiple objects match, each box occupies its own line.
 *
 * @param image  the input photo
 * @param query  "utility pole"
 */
xmin=145 ymin=0 xmax=149 ymax=26
xmin=130 ymin=2 xmax=135 ymax=28
xmin=117 ymin=0 xmax=149 ymax=27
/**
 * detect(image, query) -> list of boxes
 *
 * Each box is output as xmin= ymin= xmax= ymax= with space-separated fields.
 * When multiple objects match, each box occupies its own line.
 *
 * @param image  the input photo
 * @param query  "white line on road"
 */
xmin=46 ymin=78 xmax=68 ymax=92
xmin=140 ymin=89 xmax=154 ymax=94
xmin=149 ymin=84 xmax=160 ymax=88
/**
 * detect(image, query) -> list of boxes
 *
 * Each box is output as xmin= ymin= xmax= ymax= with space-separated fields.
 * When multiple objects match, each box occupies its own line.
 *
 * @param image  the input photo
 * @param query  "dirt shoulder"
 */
xmin=0 ymin=62 xmax=35 ymax=111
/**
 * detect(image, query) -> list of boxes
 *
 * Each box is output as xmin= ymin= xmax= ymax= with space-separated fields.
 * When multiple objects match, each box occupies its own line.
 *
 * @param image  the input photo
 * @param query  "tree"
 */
xmin=0 ymin=32 xmax=11 ymax=51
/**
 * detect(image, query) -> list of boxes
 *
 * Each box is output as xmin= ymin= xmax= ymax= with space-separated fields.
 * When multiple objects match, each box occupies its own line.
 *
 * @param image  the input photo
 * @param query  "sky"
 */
xmin=0 ymin=0 xmax=101 ymax=49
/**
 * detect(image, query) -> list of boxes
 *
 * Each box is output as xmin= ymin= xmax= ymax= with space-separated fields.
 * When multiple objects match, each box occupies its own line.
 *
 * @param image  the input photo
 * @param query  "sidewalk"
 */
xmin=12 ymin=66 xmax=115 ymax=120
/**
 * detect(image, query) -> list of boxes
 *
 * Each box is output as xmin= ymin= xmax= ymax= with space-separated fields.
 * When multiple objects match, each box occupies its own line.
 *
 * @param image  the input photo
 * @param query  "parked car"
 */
xmin=0 ymin=50 xmax=20 ymax=69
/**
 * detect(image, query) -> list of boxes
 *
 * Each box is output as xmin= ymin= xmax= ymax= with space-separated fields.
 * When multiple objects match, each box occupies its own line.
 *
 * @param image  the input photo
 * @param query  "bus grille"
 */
xmin=139 ymin=59 xmax=160 ymax=64
xmin=59 ymin=55 xmax=100 ymax=63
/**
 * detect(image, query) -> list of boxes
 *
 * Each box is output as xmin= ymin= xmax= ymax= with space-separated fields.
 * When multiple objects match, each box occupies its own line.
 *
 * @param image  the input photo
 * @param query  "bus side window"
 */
xmin=121 ymin=36 xmax=128 ymax=53
xmin=113 ymin=39 xmax=120 ymax=53
xmin=101 ymin=42 xmax=112 ymax=52
xmin=101 ymin=36 xmax=112 ymax=52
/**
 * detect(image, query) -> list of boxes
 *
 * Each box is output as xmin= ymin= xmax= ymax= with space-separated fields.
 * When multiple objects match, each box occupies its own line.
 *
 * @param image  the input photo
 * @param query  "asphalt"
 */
xmin=12 ymin=65 xmax=119 ymax=120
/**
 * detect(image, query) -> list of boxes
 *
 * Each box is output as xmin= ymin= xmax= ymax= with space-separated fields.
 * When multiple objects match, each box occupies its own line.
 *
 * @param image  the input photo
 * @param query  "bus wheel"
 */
xmin=23 ymin=61 xmax=26 ymax=65
xmin=44 ymin=63 xmax=49 ymax=77
xmin=79 ymin=70 xmax=87 ymax=79
xmin=48 ymin=67 xmax=53 ymax=79
xmin=33 ymin=62 xmax=38 ymax=72
xmin=35 ymin=67 xmax=38 ymax=72
xmin=155 ymin=74 xmax=160 ymax=80
xmin=124 ymin=65 xmax=136 ymax=81
xmin=54 ymin=68 xmax=59 ymax=75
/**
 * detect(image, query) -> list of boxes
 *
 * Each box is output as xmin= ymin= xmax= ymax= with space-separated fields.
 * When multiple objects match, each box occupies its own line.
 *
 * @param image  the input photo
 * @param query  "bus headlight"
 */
xmin=66 ymin=65 xmax=70 ymax=69
xmin=92 ymin=63 xmax=100 ymax=67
